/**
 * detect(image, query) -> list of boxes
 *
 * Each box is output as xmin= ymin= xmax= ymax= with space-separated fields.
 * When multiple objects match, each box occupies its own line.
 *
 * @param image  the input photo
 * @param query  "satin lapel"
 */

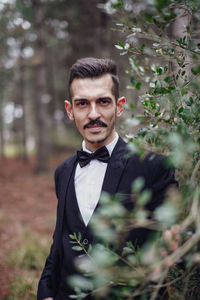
xmin=56 ymin=154 xmax=77 ymax=235
xmin=102 ymin=137 xmax=128 ymax=195
xmin=86 ymin=137 xmax=128 ymax=233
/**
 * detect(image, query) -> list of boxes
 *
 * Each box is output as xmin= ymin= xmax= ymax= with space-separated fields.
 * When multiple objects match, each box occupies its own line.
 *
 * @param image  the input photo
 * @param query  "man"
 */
xmin=37 ymin=57 xmax=177 ymax=300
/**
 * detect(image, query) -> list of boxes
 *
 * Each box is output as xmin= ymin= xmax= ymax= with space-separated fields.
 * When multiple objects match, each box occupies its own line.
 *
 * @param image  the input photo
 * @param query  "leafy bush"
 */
xmin=69 ymin=0 xmax=200 ymax=299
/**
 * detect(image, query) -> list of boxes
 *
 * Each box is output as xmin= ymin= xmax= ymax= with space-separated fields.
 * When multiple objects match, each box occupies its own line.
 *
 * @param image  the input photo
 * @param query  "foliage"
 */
xmin=7 ymin=230 xmax=50 ymax=270
xmin=5 ymin=275 xmax=36 ymax=300
xmin=69 ymin=0 xmax=200 ymax=299
xmin=6 ymin=230 xmax=50 ymax=299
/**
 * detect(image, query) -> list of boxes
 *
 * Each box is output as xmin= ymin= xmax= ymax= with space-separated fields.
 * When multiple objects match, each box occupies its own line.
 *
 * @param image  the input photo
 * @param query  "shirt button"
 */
xmin=83 ymin=239 xmax=88 ymax=245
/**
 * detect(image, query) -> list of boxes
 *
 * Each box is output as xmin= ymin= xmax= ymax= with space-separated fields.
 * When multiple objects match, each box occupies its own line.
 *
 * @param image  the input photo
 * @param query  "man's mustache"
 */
xmin=83 ymin=120 xmax=107 ymax=129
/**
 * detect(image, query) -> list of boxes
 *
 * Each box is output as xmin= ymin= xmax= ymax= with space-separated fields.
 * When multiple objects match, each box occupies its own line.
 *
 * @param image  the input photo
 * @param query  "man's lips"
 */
xmin=87 ymin=124 xmax=102 ymax=128
xmin=86 ymin=125 xmax=104 ymax=132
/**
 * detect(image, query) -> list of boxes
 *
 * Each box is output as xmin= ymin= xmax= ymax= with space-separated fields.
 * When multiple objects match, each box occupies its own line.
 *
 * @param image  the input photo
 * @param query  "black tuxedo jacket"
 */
xmin=37 ymin=137 xmax=177 ymax=300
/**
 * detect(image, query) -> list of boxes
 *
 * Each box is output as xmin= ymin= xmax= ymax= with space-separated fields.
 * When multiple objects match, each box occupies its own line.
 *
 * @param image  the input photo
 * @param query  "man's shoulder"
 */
xmin=127 ymin=149 xmax=169 ymax=177
xmin=55 ymin=153 xmax=77 ymax=176
xmin=126 ymin=146 xmax=165 ymax=164
xmin=116 ymin=137 xmax=166 ymax=168
xmin=143 ymin=151 xmax=165 ymax=166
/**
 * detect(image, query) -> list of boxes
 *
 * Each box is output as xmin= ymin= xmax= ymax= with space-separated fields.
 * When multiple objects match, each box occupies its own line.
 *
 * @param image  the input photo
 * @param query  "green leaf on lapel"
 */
xmin=78 ymin=232 xmax=82 ymax=241
xmin=69 ymin=234 xmax=75 ymax=240
xmin=72 ymin=246 xmax=83 ymax=251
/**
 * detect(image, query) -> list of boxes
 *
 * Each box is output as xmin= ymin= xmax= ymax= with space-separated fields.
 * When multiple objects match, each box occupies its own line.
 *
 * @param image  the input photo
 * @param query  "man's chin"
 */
xmin=86 ymin=135 xmax=107 ymax=145
xmin=87 ymin=138 xmax=106 ymax=145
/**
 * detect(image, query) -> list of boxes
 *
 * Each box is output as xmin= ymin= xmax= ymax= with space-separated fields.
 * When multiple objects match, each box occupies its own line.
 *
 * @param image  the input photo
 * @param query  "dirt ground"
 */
xmin=0 ymin=154 xmax=70 ymax=299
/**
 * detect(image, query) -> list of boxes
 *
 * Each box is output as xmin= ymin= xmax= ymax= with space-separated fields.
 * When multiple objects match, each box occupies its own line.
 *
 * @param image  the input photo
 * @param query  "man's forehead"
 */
xmin=70 ymin=74 xmax=114 ymax=99
xmin=71 ymin=73 xmax=113 ymax=86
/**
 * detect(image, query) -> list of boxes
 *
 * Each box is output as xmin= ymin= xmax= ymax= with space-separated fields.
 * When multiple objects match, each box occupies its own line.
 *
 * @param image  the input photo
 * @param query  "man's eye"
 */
xmin=99 ymin=99 xmax=110 ymax=105
xmin=78 ymin=101 xmax=87 ymax=106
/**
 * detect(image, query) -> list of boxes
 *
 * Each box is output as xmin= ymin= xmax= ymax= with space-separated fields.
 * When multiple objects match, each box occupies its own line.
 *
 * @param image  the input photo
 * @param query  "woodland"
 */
xmin=0 ymin=0 xmax=200 ymax=299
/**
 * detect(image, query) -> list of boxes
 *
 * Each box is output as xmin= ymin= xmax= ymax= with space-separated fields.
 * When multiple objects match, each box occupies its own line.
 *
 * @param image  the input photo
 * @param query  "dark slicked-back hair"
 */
xmin=68 ymin=57 xmax=119 ymax=101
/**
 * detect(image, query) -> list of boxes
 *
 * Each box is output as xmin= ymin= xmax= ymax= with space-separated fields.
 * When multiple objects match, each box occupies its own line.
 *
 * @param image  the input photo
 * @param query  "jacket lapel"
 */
xmin=56 ymin=154 xmax=77 ymax=238
xmin=86 ymin=137 xmax=128 ymax=233
xmin=102 ymin=136 xmax=128 ymax=195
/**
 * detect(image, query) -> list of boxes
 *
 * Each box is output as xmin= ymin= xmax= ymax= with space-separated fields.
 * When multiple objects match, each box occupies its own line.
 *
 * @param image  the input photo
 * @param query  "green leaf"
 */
xmin=72 ymin=246 xmax=83 ymax=251
xmin=164 ymin=65 xmax=168 ymax=72
xmin=156 ymin=67 xmax=162 ymax=75
xmin=136 ymin=82 xmax=142 ymax=90
xmin=78 ymin=232 xmax=82 ymax=241
xmin=120 ymin=51 xmax=128 ymax=56
xmin=154 ymin=202 xmax=179 ymax=226
xmin=68 ymin=275 xmax=93 ymax=291
xmin=69 ymin=234 xmax=75 ymax=240
xmin=191 ymin=65 xmax=200 ymax=75
xmin=132 ymin=177 xmax=145 ymax=193
xmin=138 ymin=190 xmax=152 ymax=206
xmin=113 ymin=0 xmax=124 ymax=9
xmin=178 ymin=107 xmax=184 ymax=113
xmin=118 ymin=41 xmax=124 ymax=48
xmin=164 ymin=76 xmax=170 ymax=83
xmin=141 ymin=43 xmax=146 ymax=53
xmin=131 ymin=76 xmax=135 ymax=85
xmin=122 ymin=247 xmax=134 ymax=255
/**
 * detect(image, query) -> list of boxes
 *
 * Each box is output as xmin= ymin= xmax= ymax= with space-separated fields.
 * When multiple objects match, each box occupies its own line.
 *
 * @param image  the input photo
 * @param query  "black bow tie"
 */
xmin=77 ymin=146 xmax=110 ymax=168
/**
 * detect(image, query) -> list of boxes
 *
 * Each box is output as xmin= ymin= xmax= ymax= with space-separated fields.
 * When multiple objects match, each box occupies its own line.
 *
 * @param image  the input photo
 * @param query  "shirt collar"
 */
xmin=82 ymin=133 xmax=119 ymax=156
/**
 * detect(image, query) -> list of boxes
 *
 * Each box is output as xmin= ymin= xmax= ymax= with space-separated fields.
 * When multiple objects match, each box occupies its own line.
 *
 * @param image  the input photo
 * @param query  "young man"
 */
xmin=37 ymin=58 xmax=177 ymax=300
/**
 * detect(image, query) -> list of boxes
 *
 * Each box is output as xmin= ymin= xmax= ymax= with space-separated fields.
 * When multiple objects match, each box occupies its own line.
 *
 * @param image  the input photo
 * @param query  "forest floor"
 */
xmin=0 ymin=153 xmax=71 ymax=300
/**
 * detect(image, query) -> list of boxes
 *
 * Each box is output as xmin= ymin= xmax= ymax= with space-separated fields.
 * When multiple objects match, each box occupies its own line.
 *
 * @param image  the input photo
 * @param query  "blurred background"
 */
xmin=0 ymin=0 xmax=135 ymax=171
xmin=1 ymin=0 xmax=200 ymax=299
xmin=0 ymin=0 xmax=134 ymax=299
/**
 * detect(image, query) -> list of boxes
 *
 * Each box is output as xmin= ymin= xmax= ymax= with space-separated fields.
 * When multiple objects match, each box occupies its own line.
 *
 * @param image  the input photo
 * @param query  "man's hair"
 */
xmin=68 ymin=57 xmax=119 ymax=101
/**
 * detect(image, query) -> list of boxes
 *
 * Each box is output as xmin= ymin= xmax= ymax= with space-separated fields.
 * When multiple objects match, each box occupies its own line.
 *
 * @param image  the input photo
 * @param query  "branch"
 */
xmin=157 ymin=231 xmax=200 ymax=270
xmin=191 ymin=159 xmax=200 ymax=184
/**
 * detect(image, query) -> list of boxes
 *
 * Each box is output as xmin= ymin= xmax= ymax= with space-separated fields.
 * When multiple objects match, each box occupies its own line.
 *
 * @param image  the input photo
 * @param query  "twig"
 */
xmin=106 ymin=246 xmax=138 ymax=270
xmin=149 ymin=268 xmax=168 ymax=300
xmin=157 ymin=231 xmax=200 ymax=270
xmin=74 ymin=236 xmax=93 ymax=261
xmin=191 ymin=159 xmax=200 ymax=184
xmin=149 ymin=271 xmax=185 ymax=288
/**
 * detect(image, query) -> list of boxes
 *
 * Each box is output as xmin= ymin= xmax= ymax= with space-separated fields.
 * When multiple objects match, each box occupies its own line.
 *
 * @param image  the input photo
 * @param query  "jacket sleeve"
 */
xmin=145 ymin=153 xmax=178 ymax=211
xmin=37 ymin=169 xmax=60 ymax=300
xmin=126 ymin=154 xmax=178 ymax=248
xmin=37 ymin=244 xmax=55 ymax=300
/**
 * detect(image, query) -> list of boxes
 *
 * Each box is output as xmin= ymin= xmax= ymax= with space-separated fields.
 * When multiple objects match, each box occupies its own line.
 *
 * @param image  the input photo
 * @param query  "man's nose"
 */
xmin=88 ymin=104 xmax=100 ymax=119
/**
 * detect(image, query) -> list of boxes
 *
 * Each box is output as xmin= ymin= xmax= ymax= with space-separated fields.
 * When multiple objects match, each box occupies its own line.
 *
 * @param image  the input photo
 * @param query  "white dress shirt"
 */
xmin=75 ymin=133 xmax=119 ymax=226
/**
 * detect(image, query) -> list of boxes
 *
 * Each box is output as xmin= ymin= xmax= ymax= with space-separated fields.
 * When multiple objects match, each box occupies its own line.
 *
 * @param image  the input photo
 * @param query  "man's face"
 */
xmin=65 ymin=74 xmax=125 ymax=152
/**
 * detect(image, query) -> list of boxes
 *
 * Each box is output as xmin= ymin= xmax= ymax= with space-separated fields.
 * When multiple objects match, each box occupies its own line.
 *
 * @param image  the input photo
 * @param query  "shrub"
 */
xmin=69 ymin=1 xmax=200 ymax=299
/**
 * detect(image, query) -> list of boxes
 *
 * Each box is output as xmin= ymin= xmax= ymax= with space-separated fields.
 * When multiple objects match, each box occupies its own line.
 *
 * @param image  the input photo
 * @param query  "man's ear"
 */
xmin=64 ymin=100 xmax=74 ymax=120
xmin=116 ymin=97 xmax=126 ymax=117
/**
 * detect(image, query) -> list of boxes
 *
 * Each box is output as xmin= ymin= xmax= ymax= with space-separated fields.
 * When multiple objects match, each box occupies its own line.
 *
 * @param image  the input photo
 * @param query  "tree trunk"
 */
xmin=19 ymin=43 xmax=28 ymax=162
xmin=169 ymin=8 xmax=192 ymax=83
xmin=32 ymin=0 xmax=49 ymax=172
xmin=0 ymin=95 xmax=5 ymax=159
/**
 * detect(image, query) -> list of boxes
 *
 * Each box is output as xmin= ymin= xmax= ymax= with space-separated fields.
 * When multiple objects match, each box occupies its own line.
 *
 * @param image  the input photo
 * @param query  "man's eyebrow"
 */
xmin=73 ymin=97 xmax=113 ymax=102
xmin=74 ymin=98 xmax=88 ymax=102
xmin=98 ymin=97 xmax=112 ymax=101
